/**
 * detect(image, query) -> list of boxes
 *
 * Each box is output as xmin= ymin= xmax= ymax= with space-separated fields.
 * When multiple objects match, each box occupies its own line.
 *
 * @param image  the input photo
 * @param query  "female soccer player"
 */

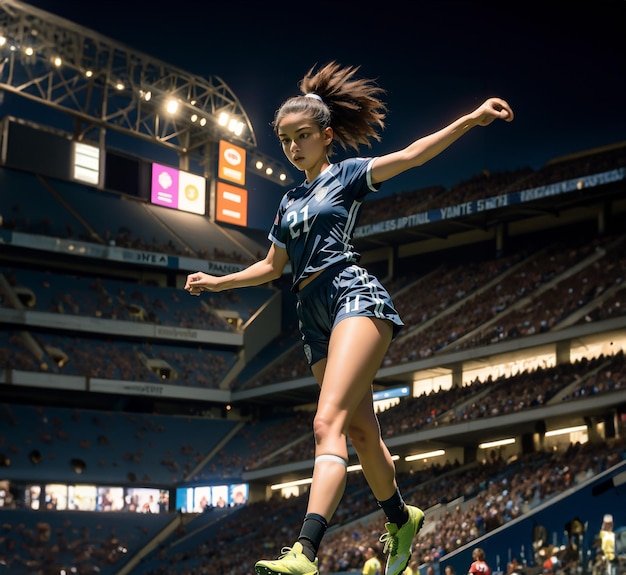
xmin=185 ymin=61 xmax=513 ymax=575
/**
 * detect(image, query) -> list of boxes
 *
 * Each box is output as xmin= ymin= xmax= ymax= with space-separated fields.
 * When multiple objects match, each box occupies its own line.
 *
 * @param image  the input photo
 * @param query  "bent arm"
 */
xmin=371 ymin=97 xmax=513 ymax=184
xmin=185 ymin=243 xmax=289 ymax=294
xmin=218 ymin=243 xmax=289 ymax=290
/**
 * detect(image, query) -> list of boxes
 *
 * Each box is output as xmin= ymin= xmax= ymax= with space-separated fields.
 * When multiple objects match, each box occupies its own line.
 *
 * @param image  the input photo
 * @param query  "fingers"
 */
xmin=475 ymin=98 xmax=514 ymax=126
xmin=184 ymin=272 xmax=205 ymax=293
xmin=489 ymin=97 xmax=514 ymax=122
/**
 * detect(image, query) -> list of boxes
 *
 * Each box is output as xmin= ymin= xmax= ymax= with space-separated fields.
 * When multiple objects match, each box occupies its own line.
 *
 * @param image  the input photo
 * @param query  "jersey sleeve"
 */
xmin=268 ymin=194 xmax=288 ymax=248
xmin=340 ymin=157 xmax=381 ymax=200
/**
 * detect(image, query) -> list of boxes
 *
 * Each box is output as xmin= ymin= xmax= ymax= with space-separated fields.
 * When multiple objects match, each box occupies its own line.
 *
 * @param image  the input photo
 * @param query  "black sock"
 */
xmin=297 ymin=513 xmax=327 ymax=561
xmin=378 ymin=488 xmax=408 ymax=526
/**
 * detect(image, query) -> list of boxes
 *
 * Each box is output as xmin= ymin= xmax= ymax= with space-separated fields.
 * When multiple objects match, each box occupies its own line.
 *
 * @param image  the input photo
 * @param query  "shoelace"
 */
xmin=379 ymin=531 xmax=398 ymax=555
xmin=277 ymin=546 xmax=298 ymax=559
xmin=278 ymin=547 xmax=304 ymax=559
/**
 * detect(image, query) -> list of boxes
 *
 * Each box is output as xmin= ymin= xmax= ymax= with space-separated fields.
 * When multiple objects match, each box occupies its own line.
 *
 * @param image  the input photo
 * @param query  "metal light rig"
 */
xmin=0 ymin=0 xmax=293 ymax=184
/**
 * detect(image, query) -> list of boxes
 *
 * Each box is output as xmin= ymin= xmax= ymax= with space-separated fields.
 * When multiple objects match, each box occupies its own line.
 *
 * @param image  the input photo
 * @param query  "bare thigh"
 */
xmin=311 ymin=316 xmax=392 ymax=441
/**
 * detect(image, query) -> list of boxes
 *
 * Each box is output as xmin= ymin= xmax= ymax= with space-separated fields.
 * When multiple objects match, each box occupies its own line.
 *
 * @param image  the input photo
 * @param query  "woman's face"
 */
xmin=276 ymin=111 xmax=333 ymax=172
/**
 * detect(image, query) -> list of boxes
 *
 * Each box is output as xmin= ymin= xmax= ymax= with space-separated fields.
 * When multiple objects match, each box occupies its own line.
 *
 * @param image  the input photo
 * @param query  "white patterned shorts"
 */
xmin=295 ymin=264 xmax=404 ymax=366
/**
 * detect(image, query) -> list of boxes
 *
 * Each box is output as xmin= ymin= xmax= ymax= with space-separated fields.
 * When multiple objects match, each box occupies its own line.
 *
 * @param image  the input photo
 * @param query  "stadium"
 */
xmin=0 ymin=1 xmax=625 ymax=574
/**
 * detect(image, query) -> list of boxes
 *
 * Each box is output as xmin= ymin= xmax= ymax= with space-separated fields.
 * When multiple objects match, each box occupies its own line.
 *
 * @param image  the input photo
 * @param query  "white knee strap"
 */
xmin=315 ymin=454 xmax=348 ymax=467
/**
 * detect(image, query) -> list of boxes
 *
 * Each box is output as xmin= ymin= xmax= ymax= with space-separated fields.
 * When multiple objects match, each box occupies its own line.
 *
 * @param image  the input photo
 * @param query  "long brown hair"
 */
xmin=272 ymin=61 xmax=387 ymax=155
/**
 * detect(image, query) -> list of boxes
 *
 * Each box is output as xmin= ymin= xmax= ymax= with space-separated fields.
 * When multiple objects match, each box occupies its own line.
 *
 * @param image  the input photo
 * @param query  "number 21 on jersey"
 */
xmin=287 ymin=205 xmax=310 ymax=239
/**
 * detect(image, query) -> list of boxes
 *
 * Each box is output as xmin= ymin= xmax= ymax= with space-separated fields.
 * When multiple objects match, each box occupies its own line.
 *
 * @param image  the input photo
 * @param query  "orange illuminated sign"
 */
xmin=218 ymin=140 xmax=246 ymax=186
xmin=216 ymin=181 xmax=248 ymax=226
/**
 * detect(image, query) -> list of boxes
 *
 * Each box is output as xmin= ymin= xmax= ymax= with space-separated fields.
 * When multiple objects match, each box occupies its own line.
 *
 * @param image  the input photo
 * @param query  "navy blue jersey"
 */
xmin=268 ymin=157 xmax=380 ymax=290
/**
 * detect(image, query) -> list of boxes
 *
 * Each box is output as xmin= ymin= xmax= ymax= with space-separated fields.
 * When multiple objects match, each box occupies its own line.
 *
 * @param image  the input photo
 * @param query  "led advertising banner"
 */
xmin=73 ymin=141 xmax=101 ymax=186
xmin=218 ymin=140 xmax=246 ymax=186
xmin=151 ymin=163 xmax=206 ymax=215
xmin=215 ymin=181 xmax=248 ymax=226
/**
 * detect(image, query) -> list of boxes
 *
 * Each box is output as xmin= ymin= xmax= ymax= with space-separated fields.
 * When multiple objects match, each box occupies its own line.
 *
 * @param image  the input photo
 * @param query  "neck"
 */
xmin=305 ymin=157 xmax=330 ymax=183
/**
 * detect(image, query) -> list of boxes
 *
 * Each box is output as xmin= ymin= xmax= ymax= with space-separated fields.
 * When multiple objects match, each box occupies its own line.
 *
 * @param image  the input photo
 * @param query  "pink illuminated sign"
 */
xmin=150 ymin=163 xmax=205 ymax=215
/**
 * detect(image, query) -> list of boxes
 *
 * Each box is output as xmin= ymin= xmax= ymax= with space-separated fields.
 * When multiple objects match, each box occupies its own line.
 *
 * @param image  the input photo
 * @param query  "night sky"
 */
xmin=11 ymin=1 xmax=626 ymax=227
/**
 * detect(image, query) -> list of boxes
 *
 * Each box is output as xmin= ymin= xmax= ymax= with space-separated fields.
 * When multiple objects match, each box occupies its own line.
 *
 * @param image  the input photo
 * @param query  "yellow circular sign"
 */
xmin=185 ymin=184 xmax=198 ymax=201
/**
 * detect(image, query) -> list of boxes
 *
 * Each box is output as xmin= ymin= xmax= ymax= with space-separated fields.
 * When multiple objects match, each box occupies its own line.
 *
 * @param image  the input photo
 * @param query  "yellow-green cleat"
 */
xmin=255 ymin=542 xmax=319 ymax=575
xmin=380 ymin=505 xmax=425 ymax=575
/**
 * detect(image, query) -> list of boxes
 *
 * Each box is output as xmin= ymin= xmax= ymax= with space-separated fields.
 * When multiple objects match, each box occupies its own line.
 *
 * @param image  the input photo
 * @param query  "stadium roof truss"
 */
xmin=0 ymin=0 xmax=291 ymax=183
xmin=0 ymin=0 xmax=253 ymax=151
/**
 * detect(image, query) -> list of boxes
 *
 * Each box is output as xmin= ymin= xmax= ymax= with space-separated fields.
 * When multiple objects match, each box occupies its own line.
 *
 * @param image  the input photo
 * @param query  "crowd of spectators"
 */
xmin=3 ymin=430 xmax=622 ymax=574
xmin=469 ymin=236 xmax=626 ymax=348
xmin=1 ymin=80 xmax=625 ymax=575
xmin=357 ymin=141 xmax=625 ymax=230
xmin=3 ymin=142 xmax=624 ymax=264
xmin=15 ymin=331 xmax=237 ymax=388
xmin=133 ymin=435 xmax=626 ymax=575
xmin=0 ymin=508 xmax=174 ymax=574
xmin=2 ymin=145 xmax=625 ymax=393
xmin=0 ymin=352 xmax=623 ymax=572
xmin=1 ymin=267 xmax=274 ymax=330
xmin=385 ymin=233 xmax=621 ymax=362
xmin=0 ymin=403 xmax=237 ymax=485
xmin=239 ymin=231 xmax=625 ymax=389
xmin=2 ymin=349 xmax=623 ymax=490
xmin=244 ymin=351 xmax=625 ymax=471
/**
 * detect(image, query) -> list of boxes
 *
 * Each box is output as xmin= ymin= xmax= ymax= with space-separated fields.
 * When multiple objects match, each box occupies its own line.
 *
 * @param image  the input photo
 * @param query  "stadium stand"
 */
xmin=0 ymin=3 xmax=625 ymax=574
xmin=0 ymin=402 xmax=239 ymax=484
xmin=1 ymin=266 xmax=275 ymax=329
xmin=2 ymin=139 xmax=626 ymax=575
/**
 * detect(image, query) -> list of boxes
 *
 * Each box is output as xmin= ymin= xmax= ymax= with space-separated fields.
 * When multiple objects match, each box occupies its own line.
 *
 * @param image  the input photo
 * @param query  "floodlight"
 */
xmin=405 ymin=449 xmax=445 ymax=462
xmin=478 ymin=438 xmax=515 ymax=449
xmin=165 ymin=99 xmax=178 ymax=114
xmin=545 ymin=425 xmax=587 ymax=437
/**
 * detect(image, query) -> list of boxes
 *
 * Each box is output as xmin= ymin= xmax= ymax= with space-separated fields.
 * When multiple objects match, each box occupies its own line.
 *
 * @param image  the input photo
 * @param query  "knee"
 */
xmin=312 ymin=412 xmax=339 ymax=445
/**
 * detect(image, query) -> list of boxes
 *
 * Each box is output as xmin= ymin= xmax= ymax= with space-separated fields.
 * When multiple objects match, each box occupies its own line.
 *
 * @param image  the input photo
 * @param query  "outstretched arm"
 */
xmin=371 ymin=97 xmax=514 ymax=184
xmin=184 ymin=243 xmax=289 ymax=295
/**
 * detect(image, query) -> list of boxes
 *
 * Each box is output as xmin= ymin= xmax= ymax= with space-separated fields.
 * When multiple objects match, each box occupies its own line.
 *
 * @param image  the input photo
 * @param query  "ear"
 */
xmin=322 ymin=126 xmax=333 ymax=146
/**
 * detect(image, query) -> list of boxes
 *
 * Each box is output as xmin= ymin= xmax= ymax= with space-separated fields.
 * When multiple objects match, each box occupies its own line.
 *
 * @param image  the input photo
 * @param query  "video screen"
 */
xmin=175 ymin=483 xmax=249 ymax=513
xmin=68 ymin=484 xmax=97 ymax=511
xmin=229 ymin=483 xmax=248 ymax=506
xmin=1 ymin=482 xmax=170 ymax=514
xmin=45 ymin=484 xmax=69 ymax=510
xmin=96 ymin=487 xmax=125 ymax=511
xmin=123 ymin=487 xmax=166 ymax=513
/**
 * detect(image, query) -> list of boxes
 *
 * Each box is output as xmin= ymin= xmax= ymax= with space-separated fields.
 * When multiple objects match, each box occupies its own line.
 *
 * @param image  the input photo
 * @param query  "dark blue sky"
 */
xmin=13 ymin=1 xmax=626 ymax=226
